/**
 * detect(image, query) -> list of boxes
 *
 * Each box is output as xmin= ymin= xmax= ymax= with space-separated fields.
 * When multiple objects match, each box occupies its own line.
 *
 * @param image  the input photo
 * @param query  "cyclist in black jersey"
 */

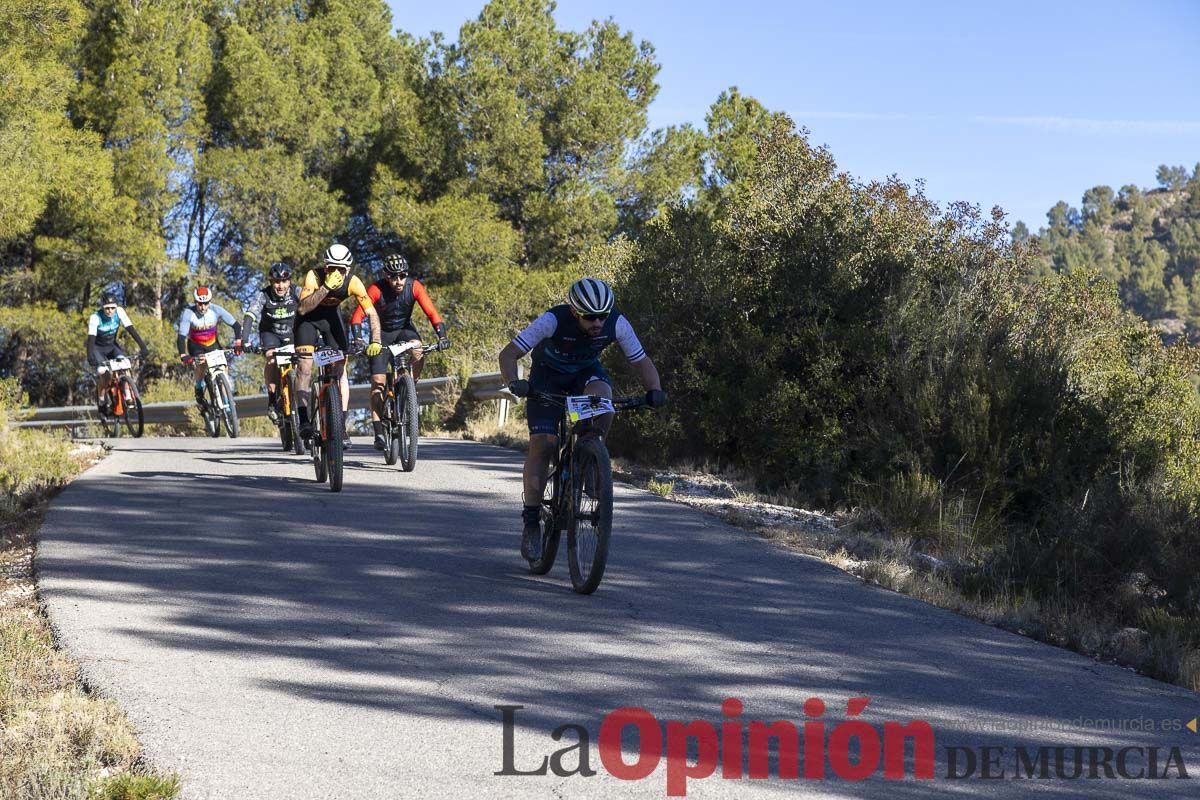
xmin=242 ymin=262 xmax=299 ymax=420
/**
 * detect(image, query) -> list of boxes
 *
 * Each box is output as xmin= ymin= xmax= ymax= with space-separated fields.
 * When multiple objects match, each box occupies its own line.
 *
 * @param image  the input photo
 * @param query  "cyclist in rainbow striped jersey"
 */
xmin=177 ymin=287 xmax=242 ymax=409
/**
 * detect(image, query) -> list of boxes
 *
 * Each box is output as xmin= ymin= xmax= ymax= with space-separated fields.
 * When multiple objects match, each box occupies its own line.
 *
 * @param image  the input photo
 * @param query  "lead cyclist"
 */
xmin=498 ymin=277 xmax=666 ymax=562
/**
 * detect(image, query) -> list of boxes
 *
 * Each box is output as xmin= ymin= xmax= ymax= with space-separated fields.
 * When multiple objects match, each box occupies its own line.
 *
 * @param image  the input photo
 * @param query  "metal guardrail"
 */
xmin=12 ymin=372 xmax=512 ymax=432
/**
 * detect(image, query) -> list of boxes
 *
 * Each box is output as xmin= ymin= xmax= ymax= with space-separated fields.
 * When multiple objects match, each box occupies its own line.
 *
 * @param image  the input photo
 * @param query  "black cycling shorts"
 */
xmin=186 ymin=339 xmax=221 ymax=357
xmin=526 ymin=361 xmax=611 ymax=436
xmin=259 ymin=331 xmax=293 ymax=351
xmin=368 ymin=326 xmax=421 ymax=375
xmin=91 ymin=344 xmax=126 ymax=365
xmin=295 ymin=308 xmax=349 ymax=354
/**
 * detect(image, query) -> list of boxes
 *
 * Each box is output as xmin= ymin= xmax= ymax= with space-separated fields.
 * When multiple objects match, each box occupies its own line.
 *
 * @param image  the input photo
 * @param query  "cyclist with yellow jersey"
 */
xmin=294 ymin=243 xmax=381 ymax=447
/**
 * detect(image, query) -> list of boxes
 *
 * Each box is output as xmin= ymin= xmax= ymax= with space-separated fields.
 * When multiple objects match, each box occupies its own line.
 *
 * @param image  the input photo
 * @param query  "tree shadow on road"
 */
xmin=36 ymin=439 xmax=1199 ymax=797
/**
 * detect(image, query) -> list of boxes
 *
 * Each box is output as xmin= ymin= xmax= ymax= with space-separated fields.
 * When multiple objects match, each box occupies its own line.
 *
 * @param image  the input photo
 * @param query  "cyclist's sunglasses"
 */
xmin=102 ymin=305 xmax=117 ymax=312
xmin=580 ymin=312 xmax=609 ymax=322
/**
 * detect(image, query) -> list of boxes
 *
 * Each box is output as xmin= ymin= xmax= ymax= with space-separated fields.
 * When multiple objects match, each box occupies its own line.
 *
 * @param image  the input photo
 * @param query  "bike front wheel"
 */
xmin=397 ymin=372 xmax=419 ymax=472
xmin=119 ymin=376 xmax=143 ymax=438
xmin=382 ymin=380 xmax=399 ymax=465
xmin=325 ymin=382 xmax=344 ymax=492
xmin=216 ymin=372 xmax=239 ymax=438
xmin=310 ymin=385 xmax=327 ymax=483
xmin=204 ymin=377 xmax=220 ymax=437
xmin=566 ymin=438 xmax=613 ymax=594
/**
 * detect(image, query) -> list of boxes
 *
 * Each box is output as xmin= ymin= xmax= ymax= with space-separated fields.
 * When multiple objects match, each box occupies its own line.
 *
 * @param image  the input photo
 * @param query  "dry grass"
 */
xmin=0 ymin=438 xmax=180 ymax=799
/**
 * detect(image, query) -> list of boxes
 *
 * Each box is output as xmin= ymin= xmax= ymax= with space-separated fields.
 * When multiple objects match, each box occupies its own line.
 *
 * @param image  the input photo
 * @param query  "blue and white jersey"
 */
xmin=87 ymin=307 xmax=134 ymax=347
xmin=511 ymin=304 xmax=646 ymax=375
xmin=177 ymin=304 xmax=236 ymax=347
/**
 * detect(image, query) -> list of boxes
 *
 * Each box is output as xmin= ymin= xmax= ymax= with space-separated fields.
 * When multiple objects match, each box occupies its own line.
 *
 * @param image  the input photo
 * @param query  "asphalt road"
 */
xmin=38 ymin=437 xmax=1200 ymax=798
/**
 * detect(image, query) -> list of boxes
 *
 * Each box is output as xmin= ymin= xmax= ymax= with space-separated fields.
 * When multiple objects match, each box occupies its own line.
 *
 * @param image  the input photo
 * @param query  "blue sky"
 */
xmin=386 ymin=0 xmax=1200 ymax=230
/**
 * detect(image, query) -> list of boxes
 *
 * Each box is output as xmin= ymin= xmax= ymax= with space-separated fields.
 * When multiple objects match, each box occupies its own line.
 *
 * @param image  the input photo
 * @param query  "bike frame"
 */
xmin=311 ymin=347 xmax=344 ymax=445
xmin=97 ymin=356 xmax=136 ymax=416
xmin=270 ymin=344 xmax=297 ymax=416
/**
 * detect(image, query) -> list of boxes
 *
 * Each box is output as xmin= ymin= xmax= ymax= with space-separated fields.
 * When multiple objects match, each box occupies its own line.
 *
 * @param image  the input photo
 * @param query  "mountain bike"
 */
xmin=309 ymin=346 xmax=346 ymax=492
xmin=186 ymin=349 xmax=240 ymax=438
xmin=96 ymin=355 xmax=143 ymax=438
xmin=372 ymin=339 xmax=448 ymax=470
xmin=255 ymin=343 xmax=303 ymax=454
xmin=526 ymin=391 xmax=651 ymax=594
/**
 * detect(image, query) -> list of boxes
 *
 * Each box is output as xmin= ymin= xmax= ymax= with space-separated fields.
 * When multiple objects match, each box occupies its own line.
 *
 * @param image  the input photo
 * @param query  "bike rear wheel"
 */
xmin=528 ymin=459 xmax=563 ymax=575
xmin=118 ymin=376 xmax=144 ymax=438
xmin=279 ymin=416 xmax=293 ymax=451
xmin=397 ymin=372 xmax=419 ymax=471
xmin=567 ymin=438 xmax=613 ymax=594
xmin=310 ymin=385 xmax=327 ymax=483
xmin=325 ymin=382 xmax=344 ymax=492
xmin=204 ymin=377 xmax=220 ymax=437
xmin=216 ymin=372 xmax=239 ymax=438
xmin=383 ymin=380 xmax=400 ymax=465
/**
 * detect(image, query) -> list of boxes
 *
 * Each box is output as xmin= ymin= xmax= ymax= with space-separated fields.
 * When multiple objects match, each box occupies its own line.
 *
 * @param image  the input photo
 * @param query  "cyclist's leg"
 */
xmin=261 ymin=331 xmax=284 ymax=402
xmin=187 ymin=341 xmax=209 ymax=403
xmin=326 ymin=311 xmax=351 ymax=414
xmin=522 ymin=365 xmax=570 ymax=505
xmin=294 ymin=317 xmax=321 ymax=432
xmin=369 ymin=330 xmax=400 ymax=447
xmin=520 ymin=371 xmax=567 ymax=558
xmin=95 ymin=345 xmax=118 ymax=407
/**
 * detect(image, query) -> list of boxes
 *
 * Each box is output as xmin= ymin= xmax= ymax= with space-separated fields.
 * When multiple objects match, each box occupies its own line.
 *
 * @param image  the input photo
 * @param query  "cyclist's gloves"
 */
xmin=324 ymin=270 xmax=345 ymax=290
xmin=508 ymin=379 xmax=530 ymax=398
xmin=646 ymin=389 xmax=668 ymax=407
xmin=434 ymin=322 xmax=450 ymax=349
xmin=139 ymin=347 xmax=149 ymax=359
xmin=365 ymin=342 xmax=383 ymax=357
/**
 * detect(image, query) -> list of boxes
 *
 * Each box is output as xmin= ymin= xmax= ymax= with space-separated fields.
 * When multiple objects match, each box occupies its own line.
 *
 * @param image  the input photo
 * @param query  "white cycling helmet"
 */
xmin=193 ymin=286 xmax=213 ymax=304
xmin=323 ymin=243 xmax=354 ymax=269
xmin=568 ymin=277 xmax=614 ymax=316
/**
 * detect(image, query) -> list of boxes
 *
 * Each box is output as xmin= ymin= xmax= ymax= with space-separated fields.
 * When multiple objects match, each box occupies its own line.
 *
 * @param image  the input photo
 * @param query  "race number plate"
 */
xmin=107 ymin=357 xmax=132 ymax=372
xmin=203 ymin=350 xmax=227 ymax=368
xmin=387 ymin=341 xmax=421 ymax=357
xmin=272 ymin=344 xmax=295 ymax=366
xmin=566 ymin=395 xmax=614 ymax=422
xmin=313 ymin=348 xmax=344 ymax=367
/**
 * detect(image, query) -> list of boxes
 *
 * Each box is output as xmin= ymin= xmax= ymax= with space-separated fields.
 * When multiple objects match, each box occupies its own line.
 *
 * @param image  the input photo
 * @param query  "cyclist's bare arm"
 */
xmin=361 ymin=300 xmax=381 ymax=343
xmin=633 ymin=355 xmax=662 ymax=392
xmin=499 ymin=342 xmax=524 ymax=384
xmin=297 ymin=281 xmax=329 ymax=315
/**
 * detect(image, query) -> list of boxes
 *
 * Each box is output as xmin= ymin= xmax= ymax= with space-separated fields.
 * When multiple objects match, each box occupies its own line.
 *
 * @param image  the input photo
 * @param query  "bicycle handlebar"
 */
xmin=351 ymin=339 xmax=450 ymax=357
xmin=181 ymin=348 xmax=240 ymax=366
xmin=530 ymin=390 xmax=649 ymax=411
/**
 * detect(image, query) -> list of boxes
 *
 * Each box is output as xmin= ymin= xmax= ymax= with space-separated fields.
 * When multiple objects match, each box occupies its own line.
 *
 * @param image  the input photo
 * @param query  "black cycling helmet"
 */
xmin=99 ymin=291 xmax=119 ymax=307
xmin=269 ymin=261 xmax=292 ymax=280
xmin=382 ymin=253 xmax=409 ymax=276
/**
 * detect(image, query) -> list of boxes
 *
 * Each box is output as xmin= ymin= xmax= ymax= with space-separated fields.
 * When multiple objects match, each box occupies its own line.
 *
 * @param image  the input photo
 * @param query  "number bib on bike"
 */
xmin=566 ymin=395 xmax=615 ymax=422
xmin=313 ymin=348 xmax=344 ymax=367
xmin=99 ymin=357 xmax=132 ymax=374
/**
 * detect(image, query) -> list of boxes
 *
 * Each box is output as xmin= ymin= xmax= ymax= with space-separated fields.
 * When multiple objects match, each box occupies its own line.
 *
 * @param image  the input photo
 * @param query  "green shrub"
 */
xmin=612 ymin=118 xmax=1200 ymax=609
